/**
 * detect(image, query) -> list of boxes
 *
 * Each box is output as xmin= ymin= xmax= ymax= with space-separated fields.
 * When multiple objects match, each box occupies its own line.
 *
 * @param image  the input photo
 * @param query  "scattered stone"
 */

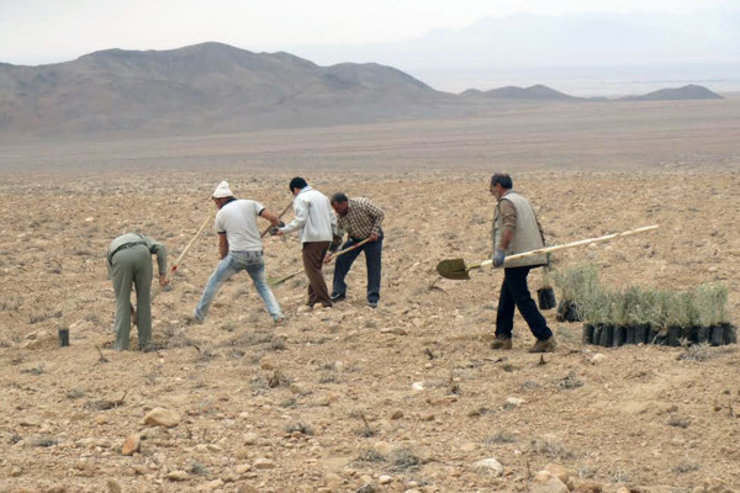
xmin=615 ymin=488 xmax=631 ymax=493
xmin=390 ymin=410 xmax=404 ymax=420
xmin=505 ymin=397 xmax=526 ymax=408
xmin=10 ymin=466 xmax=23 ymax=477
xmin=107 ymin=479 xmax=122 ymax=493
xmin=324 ymin=472 xmax=343 ymax=489
xmin=143 ymin=408 xmax=180 ymax=428
xmin=532 ymin=470 xmax=569 ymax=493
xmin=411 ymin=382 xmax=425 ymax=392
xmin=201 ymin=479 xmax=224 ymax=490
xmin=244 ymin=432 xmax=258 ymax=445
xmin=253 ymin=458 xmax=275 ymax=469
xmin=167 ymin=470 xmax=189 ymax=481
xmin=121 ymin=433 xmax=141 ymax=456
xmin=471 ymin=458 xmax=504 ymax=476
xmin=378 ymin=475 xmax=392 ymax=484
xmin=237 ymin=486 xmax=258 ymax=493
xmin=544 ymin=463 xmax=571 ymax=484
xmin=590 ymin=353 xmax=606 ymax=364
xmin=356 ymin=483 xmax=377 ymax=493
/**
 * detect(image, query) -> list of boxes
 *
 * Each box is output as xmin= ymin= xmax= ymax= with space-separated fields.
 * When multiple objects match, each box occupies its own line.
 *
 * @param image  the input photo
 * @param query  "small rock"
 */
xmin=10 ymin=466 xmax=23 ymax=477
xmin=471 ymin=458 xmax=504 ymax=476
xmin=202 ymin=479 xmax=224 ymax=490
xmin=244 ymin=432 xmax=258 ymax=445
xmin=356 ymin=483 xmax=377 ymax=493
xmin=324 ymin=472 xmax=343 ymax=489
xmin=121 ymin=433 xmax=141 ymax=456
xmin=253 ymin=458 xmax=275 ymax=469
xmin=411 ymin=382 xmax=425 ymax=392
xmin=237 ymin=486 xmax=258 ymax=493
xmin=378 ymin=475 xmax=392 ymax=484
xmin=505 ymin=397 xmax=526 ymax=408
xmin=590 ymin=353 xmax=606 ymax=364
xmin=144 ymin=408 xmax=180 ymax=428
xmin=544 ymin=463 xmax=571 ymax=484
xmin=167 ymin=470 xmax=189 ymax=481
xmin=531 ymin=471 xmax=569 ymax=493
xmin=107 ymin=479 xmax=122 ymax=493
xmin=615 ymin=488 xmax=631 ymax=493
xmin=390 ymin=410 xmax=404 ymax=420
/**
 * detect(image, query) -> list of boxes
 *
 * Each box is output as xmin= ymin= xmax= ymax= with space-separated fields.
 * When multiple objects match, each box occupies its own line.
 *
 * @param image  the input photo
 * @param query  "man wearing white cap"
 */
xmin=192 ymin=181 xmax=284 ymax=323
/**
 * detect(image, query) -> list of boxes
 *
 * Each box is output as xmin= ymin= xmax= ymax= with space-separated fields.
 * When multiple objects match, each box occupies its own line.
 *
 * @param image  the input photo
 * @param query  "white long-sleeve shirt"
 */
xmin=280 ymin=186 xmax=337 ymax=244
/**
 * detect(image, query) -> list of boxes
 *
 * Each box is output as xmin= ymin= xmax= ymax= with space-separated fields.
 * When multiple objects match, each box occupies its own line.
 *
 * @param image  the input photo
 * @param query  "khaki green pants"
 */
xmin=111 ymin=245 xmax=152 ymax=350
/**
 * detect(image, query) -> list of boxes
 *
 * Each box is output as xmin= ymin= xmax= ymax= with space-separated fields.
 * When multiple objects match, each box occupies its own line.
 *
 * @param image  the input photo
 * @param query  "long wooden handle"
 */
xmin=170 ymin=214 xmax=211 ymax=276
xmin=477 ymin=224 xmax=659 ymax=269
xmin=271 ymin=238 xmax=374 ymax=287
xmin=261 ymin=200 xmax=294 ymax=238
xmin=331 ymin=237 xmax=372 ymax=257
xmin=151 ymin=214 xmax=211 ymax=302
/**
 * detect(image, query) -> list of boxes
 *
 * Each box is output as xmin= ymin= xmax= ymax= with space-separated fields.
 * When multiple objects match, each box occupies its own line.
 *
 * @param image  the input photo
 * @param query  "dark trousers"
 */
xmin=332 ymin=235 xmax=382 ymax=303
xmin=302 ymin=241 xmax=332 ymax=307
xmin=496 ymin=266 xmax=552 ymax=341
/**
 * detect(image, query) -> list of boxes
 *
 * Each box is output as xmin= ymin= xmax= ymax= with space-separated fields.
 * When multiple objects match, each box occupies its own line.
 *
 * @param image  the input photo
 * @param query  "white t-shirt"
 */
xmin=215 ymin=199 xmax=265 ymax=252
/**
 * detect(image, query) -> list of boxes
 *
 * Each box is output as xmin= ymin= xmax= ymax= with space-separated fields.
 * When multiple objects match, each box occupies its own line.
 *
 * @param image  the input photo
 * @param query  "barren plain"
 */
xmin=1 ymin=97 xmax=739 ymax=493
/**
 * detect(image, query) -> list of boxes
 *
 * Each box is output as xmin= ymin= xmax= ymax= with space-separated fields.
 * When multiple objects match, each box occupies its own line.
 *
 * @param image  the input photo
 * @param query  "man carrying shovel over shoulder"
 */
xmin=489 ymin=173 xmax=556 ymax=353
xmin=192 ymin=181 xmax=284 ymax=323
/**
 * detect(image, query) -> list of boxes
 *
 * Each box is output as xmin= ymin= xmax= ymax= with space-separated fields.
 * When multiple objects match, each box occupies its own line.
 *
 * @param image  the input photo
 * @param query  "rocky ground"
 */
xmin=1 ymin=166 xmax=739 ymax=493
xmin=1 ymin=98 xmax=739 ymax=492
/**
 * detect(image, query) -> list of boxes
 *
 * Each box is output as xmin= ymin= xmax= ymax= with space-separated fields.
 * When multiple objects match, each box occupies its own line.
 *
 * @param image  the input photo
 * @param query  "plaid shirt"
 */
xmin=338 ymin=197 xmax=384 ymax=239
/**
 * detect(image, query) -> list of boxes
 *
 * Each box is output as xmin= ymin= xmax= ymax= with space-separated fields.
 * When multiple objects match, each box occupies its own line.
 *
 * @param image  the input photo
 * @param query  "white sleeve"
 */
xmin=215 ymin=210 xmax=226 ymax=234
xmin=280 ymin=196 xmax=308 ymax=234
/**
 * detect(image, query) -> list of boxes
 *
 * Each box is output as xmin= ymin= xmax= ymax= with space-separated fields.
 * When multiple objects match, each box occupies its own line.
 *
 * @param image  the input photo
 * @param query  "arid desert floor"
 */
xmin=1 ymin=97 xmax=739 ymax=493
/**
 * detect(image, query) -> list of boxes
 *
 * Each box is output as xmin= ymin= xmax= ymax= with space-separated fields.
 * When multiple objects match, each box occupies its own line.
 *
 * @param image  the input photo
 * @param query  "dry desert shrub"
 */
xmin=530 ymin=437 xmax=576 ymax=460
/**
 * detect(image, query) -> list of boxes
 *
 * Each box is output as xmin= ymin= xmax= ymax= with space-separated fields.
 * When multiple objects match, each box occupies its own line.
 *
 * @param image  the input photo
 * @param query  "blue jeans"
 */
xmin=194 ymin=250 xmax=282 ymax=321
xmin=332 ymin=234 xmax=382 ymax=304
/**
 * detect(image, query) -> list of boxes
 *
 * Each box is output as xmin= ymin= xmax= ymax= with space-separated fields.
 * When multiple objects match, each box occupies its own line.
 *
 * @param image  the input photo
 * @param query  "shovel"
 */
xmin=269 ymin=238 xmax=372 ymax=287
xmin=437 ymin=224 xmax=659 ymax=280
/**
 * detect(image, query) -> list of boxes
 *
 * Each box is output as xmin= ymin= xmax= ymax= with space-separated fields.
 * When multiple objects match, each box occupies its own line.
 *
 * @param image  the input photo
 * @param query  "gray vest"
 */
xmin=493 ymin=191 xmax=547 ymax=268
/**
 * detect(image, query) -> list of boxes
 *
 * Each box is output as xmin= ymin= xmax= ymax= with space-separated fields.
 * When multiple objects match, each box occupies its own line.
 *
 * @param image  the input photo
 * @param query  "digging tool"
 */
xmin=437 ymin=224 xmax=659 ymax=280
xmin=269 ymin=238 xmax=372 ymax=287
xmin=149 ymin=214 xmax=211 ymax=304
xmin=261 ymin=199 xmax=293 ymax=238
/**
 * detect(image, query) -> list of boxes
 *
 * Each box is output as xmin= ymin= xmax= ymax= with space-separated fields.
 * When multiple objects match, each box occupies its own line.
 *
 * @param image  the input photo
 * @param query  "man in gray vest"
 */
xmin=106 ymin=233 xmax=169 ymax=351
xmin=489 ymin=173 xmax=557 ymax=353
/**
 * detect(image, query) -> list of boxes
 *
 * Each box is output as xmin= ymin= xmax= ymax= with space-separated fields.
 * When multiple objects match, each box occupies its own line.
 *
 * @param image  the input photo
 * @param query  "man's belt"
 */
xmin=110 ymin=241 xmax=147 ymax=259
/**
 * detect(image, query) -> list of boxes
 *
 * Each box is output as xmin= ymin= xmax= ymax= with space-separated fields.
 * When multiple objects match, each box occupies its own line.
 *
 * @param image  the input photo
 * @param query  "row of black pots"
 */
xmin=582 ymin=323 xmax=737 ymax=347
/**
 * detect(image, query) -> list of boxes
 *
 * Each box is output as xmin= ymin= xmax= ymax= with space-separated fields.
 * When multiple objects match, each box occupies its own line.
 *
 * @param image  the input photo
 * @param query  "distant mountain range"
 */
xmin=0 ymin=43 xmax=725 ymax=140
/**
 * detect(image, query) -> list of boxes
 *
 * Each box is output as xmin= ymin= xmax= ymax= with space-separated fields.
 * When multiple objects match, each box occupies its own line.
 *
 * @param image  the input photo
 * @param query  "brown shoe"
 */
xmin=491 ymin=336 xmax=513 ymax=350
xmin=528 ymin=336 xmax=557 ymax=353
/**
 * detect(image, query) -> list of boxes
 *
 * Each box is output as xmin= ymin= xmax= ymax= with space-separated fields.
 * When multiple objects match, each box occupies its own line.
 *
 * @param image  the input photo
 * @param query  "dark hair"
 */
xmin=490 ymin=173 xmax=513 ymax=189
xmin=330 ymin=192 xmax=348 ymax=204
xmin=289 ymin=177 xmax=308 ymax=192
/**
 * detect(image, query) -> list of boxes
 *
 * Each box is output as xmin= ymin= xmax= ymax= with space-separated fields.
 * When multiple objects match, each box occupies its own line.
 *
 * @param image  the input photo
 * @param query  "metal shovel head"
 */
xmin=436 ymin=258 xmax=471 ymax=280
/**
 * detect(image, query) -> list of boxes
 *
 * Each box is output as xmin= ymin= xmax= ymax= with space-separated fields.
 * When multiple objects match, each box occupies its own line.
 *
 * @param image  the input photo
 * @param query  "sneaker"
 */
xmin=367 ymin=301 xmax=378 ymax=309
xmin=490 ymin=336 xmax=513 ymax=350
xmin=330 ymin=293 xmax=346 ymax=303
xmin=528 ymin=336 xmax=557 ymax=353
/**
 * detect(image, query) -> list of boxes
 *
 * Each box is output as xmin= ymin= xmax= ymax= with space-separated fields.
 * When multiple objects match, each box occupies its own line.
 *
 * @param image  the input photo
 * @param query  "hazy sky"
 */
xmin=0 ymin=0 xmax=736 ymax=65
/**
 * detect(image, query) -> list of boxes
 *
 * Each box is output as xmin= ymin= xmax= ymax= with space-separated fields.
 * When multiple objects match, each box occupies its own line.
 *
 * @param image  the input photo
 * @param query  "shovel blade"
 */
xmin=436 ymin=258 xmax=471 ymax=280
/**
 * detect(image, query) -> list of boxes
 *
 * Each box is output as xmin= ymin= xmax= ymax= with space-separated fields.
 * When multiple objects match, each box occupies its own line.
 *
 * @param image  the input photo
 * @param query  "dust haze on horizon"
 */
xmin=1 ymin=0 xmax=739 ymax=95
